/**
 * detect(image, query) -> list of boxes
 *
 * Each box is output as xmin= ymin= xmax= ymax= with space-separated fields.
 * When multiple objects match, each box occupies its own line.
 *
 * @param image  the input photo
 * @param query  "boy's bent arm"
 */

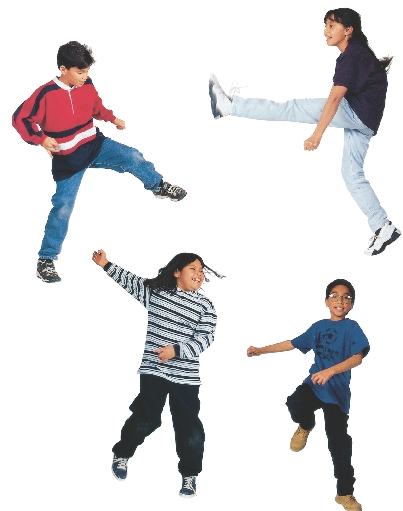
xmin=247 ymin=340 xmax=295 ymax=357
xmin=311 ymin=352 xmax=364 ymax=386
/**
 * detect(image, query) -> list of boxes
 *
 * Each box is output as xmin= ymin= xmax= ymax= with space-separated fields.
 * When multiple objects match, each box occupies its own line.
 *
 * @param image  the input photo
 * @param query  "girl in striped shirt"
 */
xmin=92 ymin=249 xmax=223 ymax=498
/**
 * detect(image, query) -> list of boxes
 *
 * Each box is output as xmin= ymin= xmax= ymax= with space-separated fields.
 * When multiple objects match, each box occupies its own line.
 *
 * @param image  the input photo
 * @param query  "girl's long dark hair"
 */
xmin=145 ymin=253 xmax=224 ymax=292
xmin=325 ymin=8 xmax=393 ymax=72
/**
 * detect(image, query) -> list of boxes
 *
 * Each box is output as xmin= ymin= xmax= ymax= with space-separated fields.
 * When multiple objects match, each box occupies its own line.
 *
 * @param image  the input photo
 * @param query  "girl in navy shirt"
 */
xmin=209 ymin=8 xmax=400 ymax=256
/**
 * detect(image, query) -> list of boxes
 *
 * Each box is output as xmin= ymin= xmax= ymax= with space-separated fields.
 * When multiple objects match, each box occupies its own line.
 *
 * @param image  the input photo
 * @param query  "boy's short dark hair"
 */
xmin=326 ymin=279 xmax=355 ymax=303
xmin=57 ymin=41 xmax=95 ymax=69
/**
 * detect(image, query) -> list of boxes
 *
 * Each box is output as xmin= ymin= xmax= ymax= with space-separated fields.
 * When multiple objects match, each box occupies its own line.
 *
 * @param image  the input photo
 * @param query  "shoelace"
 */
xmin=43 ymin=262 xmax=58 ymax=275
xmin=228 ymin=80 xmax=248 ymax=99
xmin=116 ymin=458 xmax=128 ymax=470
xmin=182 ymin=477 xmax=195 ymax=490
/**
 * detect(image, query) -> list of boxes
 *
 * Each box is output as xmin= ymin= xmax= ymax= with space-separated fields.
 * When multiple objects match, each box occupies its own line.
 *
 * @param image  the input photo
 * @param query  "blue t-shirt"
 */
xmin=291 ymin=318 xmax=370 ymax=413
xmin=333 ymin=40 xmax=387 ymax=135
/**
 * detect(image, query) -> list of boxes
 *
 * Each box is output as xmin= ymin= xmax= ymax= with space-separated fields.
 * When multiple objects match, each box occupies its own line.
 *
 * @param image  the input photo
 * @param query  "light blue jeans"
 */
xmin=39 ymin=138 xmax=163 ymax=260
xmin=232 ymin=96 xmax=388 ymax=232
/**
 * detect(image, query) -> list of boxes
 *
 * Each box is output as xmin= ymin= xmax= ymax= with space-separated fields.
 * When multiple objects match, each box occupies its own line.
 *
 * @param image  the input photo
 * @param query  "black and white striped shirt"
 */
xmin=104 ymin=263 xmax=217 ymax=385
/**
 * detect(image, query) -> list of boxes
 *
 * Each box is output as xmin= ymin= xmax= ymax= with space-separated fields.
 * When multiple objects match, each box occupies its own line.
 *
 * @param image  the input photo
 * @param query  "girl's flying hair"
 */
xmin=324 ymin=8 xmax=393 ymax=72
xmin=145 ymin=253 xmax=224 ymax=292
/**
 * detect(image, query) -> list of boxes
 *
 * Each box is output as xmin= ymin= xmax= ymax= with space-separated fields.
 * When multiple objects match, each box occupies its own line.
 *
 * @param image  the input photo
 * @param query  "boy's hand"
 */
xmin=92 ymin=249 xmax=109 ymax=268
xmin=304 ymin=133 xmax=322 ymax=151
xmin=154 ymin=346 xmax=175 ymax=363
xmin=42 ymin=137 xmax=60 ymax=158
xmin=311 ymin=368 xmax=334 ymax=386
xmin=113 ymin=118 xmax=126 ymax=130
xmin=247 ymin=346 xmax=261 ymax=357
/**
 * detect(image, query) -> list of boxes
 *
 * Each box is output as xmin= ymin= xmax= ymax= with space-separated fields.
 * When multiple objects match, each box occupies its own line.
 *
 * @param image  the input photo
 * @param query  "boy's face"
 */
xmin=59 ymin=65 xmax=91 ymax=88
xmin=325 ymin=284 xmax=353 ymax=321
xmin=174 ymin=259 xmax=205 ymax=292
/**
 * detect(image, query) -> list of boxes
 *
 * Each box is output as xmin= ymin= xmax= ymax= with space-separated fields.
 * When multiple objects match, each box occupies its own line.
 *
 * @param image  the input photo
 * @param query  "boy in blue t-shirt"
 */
xmin=247 ymin=279 xmax=369 ymax=511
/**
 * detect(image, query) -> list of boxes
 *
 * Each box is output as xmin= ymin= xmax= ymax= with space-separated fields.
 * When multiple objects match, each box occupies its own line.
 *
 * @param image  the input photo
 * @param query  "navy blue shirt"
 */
xmin=291 ymin=318 xmax=370 ymax=413
xmin=333 ymin=40 xmax=387 ymax=134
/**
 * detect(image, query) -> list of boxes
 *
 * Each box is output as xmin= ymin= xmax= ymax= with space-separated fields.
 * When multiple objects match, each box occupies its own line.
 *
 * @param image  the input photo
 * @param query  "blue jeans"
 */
xmin=286 ymin=384 xmax=355 ymax=496
xmin=232 ymin=96 xmax=388 ymax=231
xmin=38 ymin=138 xmax=163 ymax=260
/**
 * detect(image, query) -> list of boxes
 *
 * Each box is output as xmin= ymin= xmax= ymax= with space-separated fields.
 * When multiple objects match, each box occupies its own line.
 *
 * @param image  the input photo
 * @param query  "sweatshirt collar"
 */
xmin=53 ymin=76 xmax=77 ymax=90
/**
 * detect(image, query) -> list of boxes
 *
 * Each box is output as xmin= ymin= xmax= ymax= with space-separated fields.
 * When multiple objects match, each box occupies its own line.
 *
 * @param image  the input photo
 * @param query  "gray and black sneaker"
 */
xmin=112 ymin=455 xmax=128 ymax=481
xmin=36 ymin=259 xmax=61 ymax=283
xmin=364 ymin=221 xmax=401 ymax=256
xmin=179 ymin=476 xmax=197 ymax=498
xmin=153 ymin=181 xmax=187 ymax=201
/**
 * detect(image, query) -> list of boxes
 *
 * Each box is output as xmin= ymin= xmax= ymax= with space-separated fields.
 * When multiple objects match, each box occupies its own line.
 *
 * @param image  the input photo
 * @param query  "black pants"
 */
xmin=286 ymin=384 xmax=355 ymax=495
xmin=113 ymin=374 xmax=205 ymax=476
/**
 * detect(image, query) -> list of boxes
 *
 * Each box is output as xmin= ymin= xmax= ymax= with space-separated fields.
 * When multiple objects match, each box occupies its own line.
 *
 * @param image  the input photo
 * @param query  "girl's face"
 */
xmin=174 ymin=259 xmax=205 ymax=292
xmin=324 ymin=16 xmax=352 ymax=52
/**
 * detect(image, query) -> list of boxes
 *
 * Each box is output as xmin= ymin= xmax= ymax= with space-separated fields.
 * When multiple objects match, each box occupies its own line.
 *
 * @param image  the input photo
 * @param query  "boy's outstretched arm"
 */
xmin=311 ymin=352 xmax=363 ymax=386
xmin=247 ymin=340 xmax=295 ymax=357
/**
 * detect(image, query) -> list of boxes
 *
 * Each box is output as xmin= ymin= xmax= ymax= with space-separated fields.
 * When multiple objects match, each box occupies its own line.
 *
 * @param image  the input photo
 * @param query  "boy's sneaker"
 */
xmin=179 ymin=476 xmax=197 ymax=498
xmin=209 ymin=74 xmax=233 ymax=119
xmin=111 ymin=455 xmax=128 ymax=480
xmin=364 ymin=221 xmax=401 ymax=256
xmin=335 ymin=494 xmax=362 ymax=511
xmin=290 ymin=425 xmax=314 ymax=452
xmin=153 ymin=181 xmax=187 ymax=201
xmin=36 ymin=259 xmax=61 ymax=283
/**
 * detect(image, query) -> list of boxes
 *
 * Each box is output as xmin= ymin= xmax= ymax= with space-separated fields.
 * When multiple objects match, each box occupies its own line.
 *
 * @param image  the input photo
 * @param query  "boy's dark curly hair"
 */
xmin=57 ymin=41 xmax=95 ymax=69
xmin=326 ymin=279 xmax=355 ymax=304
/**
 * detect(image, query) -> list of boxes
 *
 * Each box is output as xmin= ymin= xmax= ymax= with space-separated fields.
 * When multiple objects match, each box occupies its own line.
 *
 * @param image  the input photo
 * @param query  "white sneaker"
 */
xmin=364 ymin=221 xmax=401 ymax=256
xmin=209 ymin=74 xmax=233 ymax=119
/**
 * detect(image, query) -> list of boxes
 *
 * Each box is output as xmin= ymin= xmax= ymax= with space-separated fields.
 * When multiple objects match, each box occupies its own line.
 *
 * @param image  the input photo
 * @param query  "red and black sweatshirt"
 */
xmin=12 ymin=77 xmax=116 ymax=181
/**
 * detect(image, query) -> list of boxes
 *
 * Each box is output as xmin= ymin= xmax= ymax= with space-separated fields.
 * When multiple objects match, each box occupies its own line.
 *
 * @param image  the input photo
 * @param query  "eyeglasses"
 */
xmin=328 ymin=293 xmax=352 ymax=302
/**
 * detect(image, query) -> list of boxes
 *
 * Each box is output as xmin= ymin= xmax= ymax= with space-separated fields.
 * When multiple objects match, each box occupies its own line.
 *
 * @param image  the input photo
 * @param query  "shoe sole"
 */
xmin=365 ymin=229 xmax=401 ymax=256
xmin=36 ymin=272 xmax=61 ymax=283
xmin=153 ymin=192 xmax=187 ymax=202
xmin=111 ymin=466 xmax=127 ymax=481
xmin=179 ymin=492 xmax=197 ymax=499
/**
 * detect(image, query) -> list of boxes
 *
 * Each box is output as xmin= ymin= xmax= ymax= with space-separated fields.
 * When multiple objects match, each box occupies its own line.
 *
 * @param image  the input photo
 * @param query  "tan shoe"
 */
xmin=335 ymin=494 xmax=362 ymax=511
xmin=290 ymin=425 xmax=314 ymax=452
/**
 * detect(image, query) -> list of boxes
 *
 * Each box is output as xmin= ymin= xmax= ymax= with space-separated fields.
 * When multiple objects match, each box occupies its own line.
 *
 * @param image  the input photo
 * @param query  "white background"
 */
xmin=2 ymin=1 xmax=402 ymax=510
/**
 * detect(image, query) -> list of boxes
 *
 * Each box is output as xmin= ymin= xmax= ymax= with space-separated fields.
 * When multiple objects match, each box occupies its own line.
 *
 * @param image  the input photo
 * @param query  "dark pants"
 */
xmin=113 ymin=374 xmax=205 ymax=476
xmin=286 ymin=384 xmax=355 ymax=495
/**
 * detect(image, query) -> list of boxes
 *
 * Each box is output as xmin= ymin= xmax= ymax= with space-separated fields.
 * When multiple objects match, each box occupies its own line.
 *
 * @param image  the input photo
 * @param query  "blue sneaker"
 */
xmin=179 ymin=476 xmax=197 ymax=498
xmin=112 ymin=455 xmax=128 ymax=480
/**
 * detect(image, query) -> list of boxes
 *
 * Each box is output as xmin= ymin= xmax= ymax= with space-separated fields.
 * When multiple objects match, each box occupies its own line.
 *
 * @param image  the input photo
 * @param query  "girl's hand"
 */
xmin=92 ymin=249 xmax=109 ymax=268
xmin=113 ymin=118 xmax=126 ymax=130
xmin=247 ymin=346 xmax=261 ymax=357
xmin=304 ymin=134 xmax=322 ymax=151
xmin=154 ymin=346 xmax=176 ymax=363
xmin=311 ymin=368 xmax=334 ymax=386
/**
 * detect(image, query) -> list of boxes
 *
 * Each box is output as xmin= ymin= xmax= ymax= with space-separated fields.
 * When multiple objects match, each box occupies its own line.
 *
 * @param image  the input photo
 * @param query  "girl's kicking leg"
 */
xmin=111 ymin=375 xmax=169 ymax=480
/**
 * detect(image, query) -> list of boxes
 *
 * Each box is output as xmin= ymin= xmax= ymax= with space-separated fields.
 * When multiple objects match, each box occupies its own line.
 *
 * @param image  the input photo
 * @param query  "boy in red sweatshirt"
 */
xmin=12 ymin=41 xmax=186 ymax=283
